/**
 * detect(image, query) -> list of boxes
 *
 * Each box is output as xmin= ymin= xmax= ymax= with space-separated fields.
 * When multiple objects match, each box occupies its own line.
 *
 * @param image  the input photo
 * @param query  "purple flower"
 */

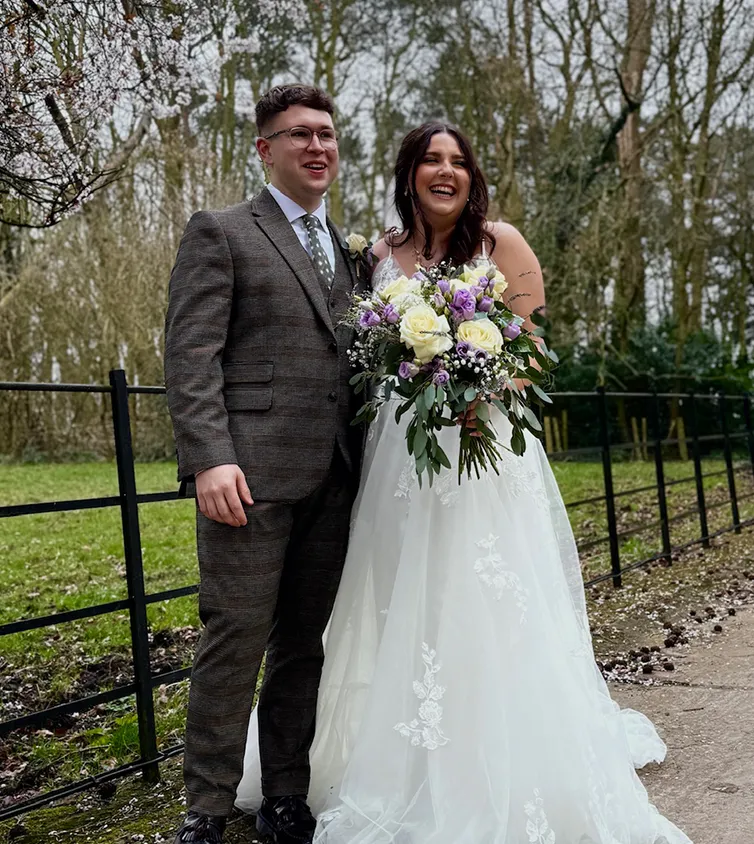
xmin=382 ymin=303 xmax=400 ymax=324
xmin=478 ymin=296 xmax=494 ymax=312
xmin=475 ymin=349 xmax=490 ymax=362
xmin=412 ymin=271 xmax=427 ymax=281
xmin=456 ymin=340 xmax=472 ymax=357
xmin=477 ymin=275 xmax=489 ymax=288
xmin=437 ymin=279 xmax=451 ymax=295
xmin=359 ymin=309 xmax=381 ymax=329
xmin=398 ymin=360 xmax=420 ymax=380
xmin=431 ymin=292 xmax=446 ymax=310
xmin=420 ymin=357 xmax=442 ymax=373
xmin=503 ymin=322 xmax=522 ymax=340
xmin=450 ymin=289 xmax=477 ymax=321
xmin=433 ymin=369 xmax=451 ymax=386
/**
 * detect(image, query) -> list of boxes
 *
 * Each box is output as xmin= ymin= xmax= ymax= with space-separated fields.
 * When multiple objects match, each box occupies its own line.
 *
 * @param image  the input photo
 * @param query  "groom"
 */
xmin=165 ymin=84 xmax=364 ymax=844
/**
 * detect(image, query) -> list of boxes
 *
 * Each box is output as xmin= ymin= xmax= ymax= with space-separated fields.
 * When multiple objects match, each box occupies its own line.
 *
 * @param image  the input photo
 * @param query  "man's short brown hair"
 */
xmin=255 ymin=84 xmax=335 ymax=135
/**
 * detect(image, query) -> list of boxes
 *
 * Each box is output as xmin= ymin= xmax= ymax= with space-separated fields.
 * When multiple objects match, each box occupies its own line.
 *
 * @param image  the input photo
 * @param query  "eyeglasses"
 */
xmin=263 ymin=126 xmax=339 ymax=149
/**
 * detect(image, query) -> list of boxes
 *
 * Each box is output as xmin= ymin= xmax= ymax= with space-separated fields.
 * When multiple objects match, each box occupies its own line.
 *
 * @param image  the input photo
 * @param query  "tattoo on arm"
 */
xmin=507 ymin=292 xmax=532 ymax=305
xmin=517 ymin=270 xmax=538 ymax=278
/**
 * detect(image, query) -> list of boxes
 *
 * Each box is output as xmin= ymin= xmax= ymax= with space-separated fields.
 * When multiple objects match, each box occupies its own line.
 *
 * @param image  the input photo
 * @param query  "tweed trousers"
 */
xmin=183 ymin=449 xmax=355 ymax=815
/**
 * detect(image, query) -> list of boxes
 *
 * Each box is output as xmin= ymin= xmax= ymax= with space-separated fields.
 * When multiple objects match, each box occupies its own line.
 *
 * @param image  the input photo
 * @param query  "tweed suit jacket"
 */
xmin=164 ymin=188 xmax=365 ymax=502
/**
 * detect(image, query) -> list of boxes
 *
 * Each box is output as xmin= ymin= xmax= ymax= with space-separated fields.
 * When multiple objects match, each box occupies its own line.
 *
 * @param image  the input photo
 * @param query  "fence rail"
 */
xmin=1 ymin=374 xmax=753 ymax=822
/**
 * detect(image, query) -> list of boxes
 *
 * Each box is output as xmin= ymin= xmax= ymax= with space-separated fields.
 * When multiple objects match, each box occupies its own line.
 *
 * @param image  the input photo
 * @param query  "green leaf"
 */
xmin=435 ymin=386 xmax=446 ymax=406
xmin=349 ymin=373 xmax=364 ymax=386
xmin=407 ymin=419 xmax=417 ymax=453
xmin=476 ymin=401 xmax=490 ymax=422
xmin=414 ymin=425 xmax=428 ymax=456
xmin=531 ymin=384 xmax=552 ymax=404
xmin=521 ymin=404 xmax=543 ymax=431
xmin=424 ymin=384 xmax=436 ymax=408
xmin=436 ymin=444 xmax=452 ymax=469
xmin=395 ymin=400 xmax=414 ymax=422
xmin=464 ymin=386 xmax=477 ymax=402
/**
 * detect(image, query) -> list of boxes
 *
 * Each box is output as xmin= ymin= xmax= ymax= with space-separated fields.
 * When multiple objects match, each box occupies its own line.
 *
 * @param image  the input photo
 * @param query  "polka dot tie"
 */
xmin=301 ymin=214 xmax=334 ymax=290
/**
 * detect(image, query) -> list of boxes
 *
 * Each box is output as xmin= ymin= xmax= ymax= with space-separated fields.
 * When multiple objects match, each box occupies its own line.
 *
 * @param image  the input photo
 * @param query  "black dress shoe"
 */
xmin=256 ymin=795 xmax=316 ymax=843
xmin=173 ymin=811 xmax=226 ymax=843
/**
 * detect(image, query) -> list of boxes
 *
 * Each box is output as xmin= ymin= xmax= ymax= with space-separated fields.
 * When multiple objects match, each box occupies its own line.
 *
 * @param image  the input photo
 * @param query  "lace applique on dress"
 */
xmin=474 ymin=534 xmax=529 ymax=621
xmin=432 ymin=470 xmax=460 ymax=508
xmin=525 ymin=789 xmax=556 ymax=844
xmin=500 ymin=449 xmax=549 ymax=511
xmin=394 ymin=643 xmax=449 ymax=750
xmin=395 ymin=459 xmax=459 ymax=508
xmin=395 ymin=458 xmax=416 ymax=500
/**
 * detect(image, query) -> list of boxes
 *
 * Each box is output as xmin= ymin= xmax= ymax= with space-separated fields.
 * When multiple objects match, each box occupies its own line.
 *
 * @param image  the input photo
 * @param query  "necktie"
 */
xmin=301 ymin=214 xmax=334 ymax=289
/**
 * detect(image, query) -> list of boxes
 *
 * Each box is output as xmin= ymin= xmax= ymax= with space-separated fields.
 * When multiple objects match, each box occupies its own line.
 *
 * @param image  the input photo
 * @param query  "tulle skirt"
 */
xmin=236 ymin=404 xmax=692 ymax=844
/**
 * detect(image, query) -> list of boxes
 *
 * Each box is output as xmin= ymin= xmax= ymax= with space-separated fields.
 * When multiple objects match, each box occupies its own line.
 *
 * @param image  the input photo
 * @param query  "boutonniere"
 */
xmin=344 ymin=232 xmax=376 ymax=283
xmin=345 ymin=232 xmax=370 ymax=258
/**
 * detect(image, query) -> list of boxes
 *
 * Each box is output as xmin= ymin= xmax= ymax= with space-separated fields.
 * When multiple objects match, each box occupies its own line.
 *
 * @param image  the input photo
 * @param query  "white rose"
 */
xmin=449 ymin=277 xmax=476 ymax=293
xmin=456 ymin=318 xmax=504 ymax=355
xmin=379 ymin=274 xmax=422 ymax=304
xmin=399 ymin=304 xmax=454 ymax=363
xmin=391 ymin=292 xmax=425 ymax=314
xmin=346 ymin=232 xmax=369 ymax=254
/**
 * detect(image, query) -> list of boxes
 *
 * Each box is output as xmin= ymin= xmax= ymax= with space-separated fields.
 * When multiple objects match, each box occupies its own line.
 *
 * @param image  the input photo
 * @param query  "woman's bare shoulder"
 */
xmin=371 ymin=237 xmax=391 ymax=261
xmin=487 ymin=221 xmax=527 ymax=247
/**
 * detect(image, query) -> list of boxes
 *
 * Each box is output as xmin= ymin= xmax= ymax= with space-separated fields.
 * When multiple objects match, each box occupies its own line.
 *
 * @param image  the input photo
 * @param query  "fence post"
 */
xmin=744 ymin=393 xmax=754 ymax=481
xmin=719 ymin=393 xmax=741 ymax=534
xmin=597 ymin=387 xmax=622 ymax=588
xmin=651 ymin=393 xmax=672 ymax=564
xmin=688 ymin=393 xmax=710 ymax=547
xmin=109 ymin=369 xmax=160 ymax=784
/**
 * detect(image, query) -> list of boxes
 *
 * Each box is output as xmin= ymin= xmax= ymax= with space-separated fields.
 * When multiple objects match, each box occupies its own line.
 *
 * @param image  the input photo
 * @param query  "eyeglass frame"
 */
xmin=262 ymin=126 xmax=339 ymax=148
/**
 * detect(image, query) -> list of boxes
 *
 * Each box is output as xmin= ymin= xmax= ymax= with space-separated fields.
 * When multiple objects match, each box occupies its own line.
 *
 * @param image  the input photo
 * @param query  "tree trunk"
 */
xmin=613 ymin=0 xmax=655 ymax=352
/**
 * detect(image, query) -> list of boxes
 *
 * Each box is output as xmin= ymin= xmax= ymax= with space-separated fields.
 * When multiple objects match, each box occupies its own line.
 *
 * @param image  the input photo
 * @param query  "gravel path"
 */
xmin=612 ymin=606 xmax=754 ymax=844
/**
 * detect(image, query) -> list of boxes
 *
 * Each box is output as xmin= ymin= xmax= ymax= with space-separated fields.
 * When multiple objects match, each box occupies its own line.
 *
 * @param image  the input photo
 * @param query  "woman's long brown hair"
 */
xmin=387 ymin=122 xmax=494 ymax=266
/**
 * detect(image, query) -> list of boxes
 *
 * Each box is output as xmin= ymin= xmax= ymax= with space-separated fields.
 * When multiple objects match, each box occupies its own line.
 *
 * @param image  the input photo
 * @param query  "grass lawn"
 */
xmin=1 ymin=452 xmax=753 ymax=824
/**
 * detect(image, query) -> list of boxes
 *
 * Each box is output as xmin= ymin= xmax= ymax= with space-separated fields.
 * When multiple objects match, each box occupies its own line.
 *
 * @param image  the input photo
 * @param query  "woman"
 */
xmin=237 ymin=123 xmax=691 ymax=844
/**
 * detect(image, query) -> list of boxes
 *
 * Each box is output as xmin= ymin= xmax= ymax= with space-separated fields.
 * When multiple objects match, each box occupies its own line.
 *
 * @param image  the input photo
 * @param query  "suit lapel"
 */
xmin=328 ymin=220 xmax=358 ymax=290
xmin=251 ymin=188 xmax=334 ymax=337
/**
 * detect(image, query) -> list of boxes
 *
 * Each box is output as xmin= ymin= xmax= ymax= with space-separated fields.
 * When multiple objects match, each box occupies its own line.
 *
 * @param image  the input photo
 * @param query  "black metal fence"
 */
xmin=0 ymin=374 xmax=753 ymax=822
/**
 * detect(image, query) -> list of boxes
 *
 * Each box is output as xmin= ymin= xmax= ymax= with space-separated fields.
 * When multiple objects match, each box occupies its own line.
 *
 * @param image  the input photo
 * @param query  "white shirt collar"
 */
xmin=267 ymin=183 xmax=328 ymax=231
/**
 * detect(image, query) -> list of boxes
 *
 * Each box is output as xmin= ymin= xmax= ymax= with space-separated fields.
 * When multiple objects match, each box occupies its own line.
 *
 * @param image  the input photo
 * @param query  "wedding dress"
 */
xmin=235 ymin=254 xmax=692 ymax=844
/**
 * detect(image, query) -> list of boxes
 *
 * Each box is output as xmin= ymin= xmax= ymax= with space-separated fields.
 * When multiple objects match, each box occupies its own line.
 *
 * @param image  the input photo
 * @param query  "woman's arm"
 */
xmin=489 ymin=222 xmax=546 ymax=390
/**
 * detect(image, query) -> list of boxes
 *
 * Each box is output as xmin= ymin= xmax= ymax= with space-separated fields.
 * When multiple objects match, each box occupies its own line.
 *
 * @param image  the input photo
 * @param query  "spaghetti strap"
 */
xmin=481 ymin=238 xmax=488 ymax=260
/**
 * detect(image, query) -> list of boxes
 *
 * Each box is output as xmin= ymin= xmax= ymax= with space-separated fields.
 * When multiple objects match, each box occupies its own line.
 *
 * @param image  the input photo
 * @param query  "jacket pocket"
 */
xmin=222 ymin=361 xmax=274 ymax=384
xmin=224 ymin=386 xmax=273 ymax=411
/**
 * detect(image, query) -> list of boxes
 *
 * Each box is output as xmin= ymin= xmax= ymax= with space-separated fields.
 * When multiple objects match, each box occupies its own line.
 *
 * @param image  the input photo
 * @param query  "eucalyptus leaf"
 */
xmin=531 ymin=384 xmax=552 ymax=404
xmin=414 ymin=425 xmax=428 ymax=456
xmin=522 ymin=405 xmax=543 ymax=431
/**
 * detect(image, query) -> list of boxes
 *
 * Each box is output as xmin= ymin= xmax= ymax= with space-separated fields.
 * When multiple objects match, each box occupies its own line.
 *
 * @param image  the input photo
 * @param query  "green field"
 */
xmin=1 ymin=455 xmax=752 ymax=810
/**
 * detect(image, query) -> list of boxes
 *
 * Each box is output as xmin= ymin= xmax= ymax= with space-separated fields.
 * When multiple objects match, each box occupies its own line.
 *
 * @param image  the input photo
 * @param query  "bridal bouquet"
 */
xmin=345 ymin=261 xmax=557 ymax=484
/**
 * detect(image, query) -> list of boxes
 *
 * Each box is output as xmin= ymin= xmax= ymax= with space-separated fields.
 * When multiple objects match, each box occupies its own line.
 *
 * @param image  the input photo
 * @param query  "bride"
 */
xmin=236 ymin=122 xmax=692 ymax=844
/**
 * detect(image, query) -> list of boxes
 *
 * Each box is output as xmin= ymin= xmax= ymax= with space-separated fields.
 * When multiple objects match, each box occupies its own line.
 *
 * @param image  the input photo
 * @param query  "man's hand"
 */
xmin=195 ymin=464 xmax=253 ymax=526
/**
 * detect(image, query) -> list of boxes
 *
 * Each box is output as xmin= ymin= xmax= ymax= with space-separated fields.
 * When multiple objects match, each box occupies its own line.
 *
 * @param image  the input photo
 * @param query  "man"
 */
xmin=165 ymin=84 xmax=364 ymax=844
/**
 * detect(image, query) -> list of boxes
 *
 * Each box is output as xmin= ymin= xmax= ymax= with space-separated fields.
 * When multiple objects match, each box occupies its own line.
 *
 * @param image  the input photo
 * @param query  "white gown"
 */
xmin=236 ymin=257 xmax=692 ymax=844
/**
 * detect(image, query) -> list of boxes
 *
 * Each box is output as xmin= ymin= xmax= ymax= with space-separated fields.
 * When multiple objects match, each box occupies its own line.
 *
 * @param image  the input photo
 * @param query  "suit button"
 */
xmin=328 ymin=391 xmax=338 ymax=403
